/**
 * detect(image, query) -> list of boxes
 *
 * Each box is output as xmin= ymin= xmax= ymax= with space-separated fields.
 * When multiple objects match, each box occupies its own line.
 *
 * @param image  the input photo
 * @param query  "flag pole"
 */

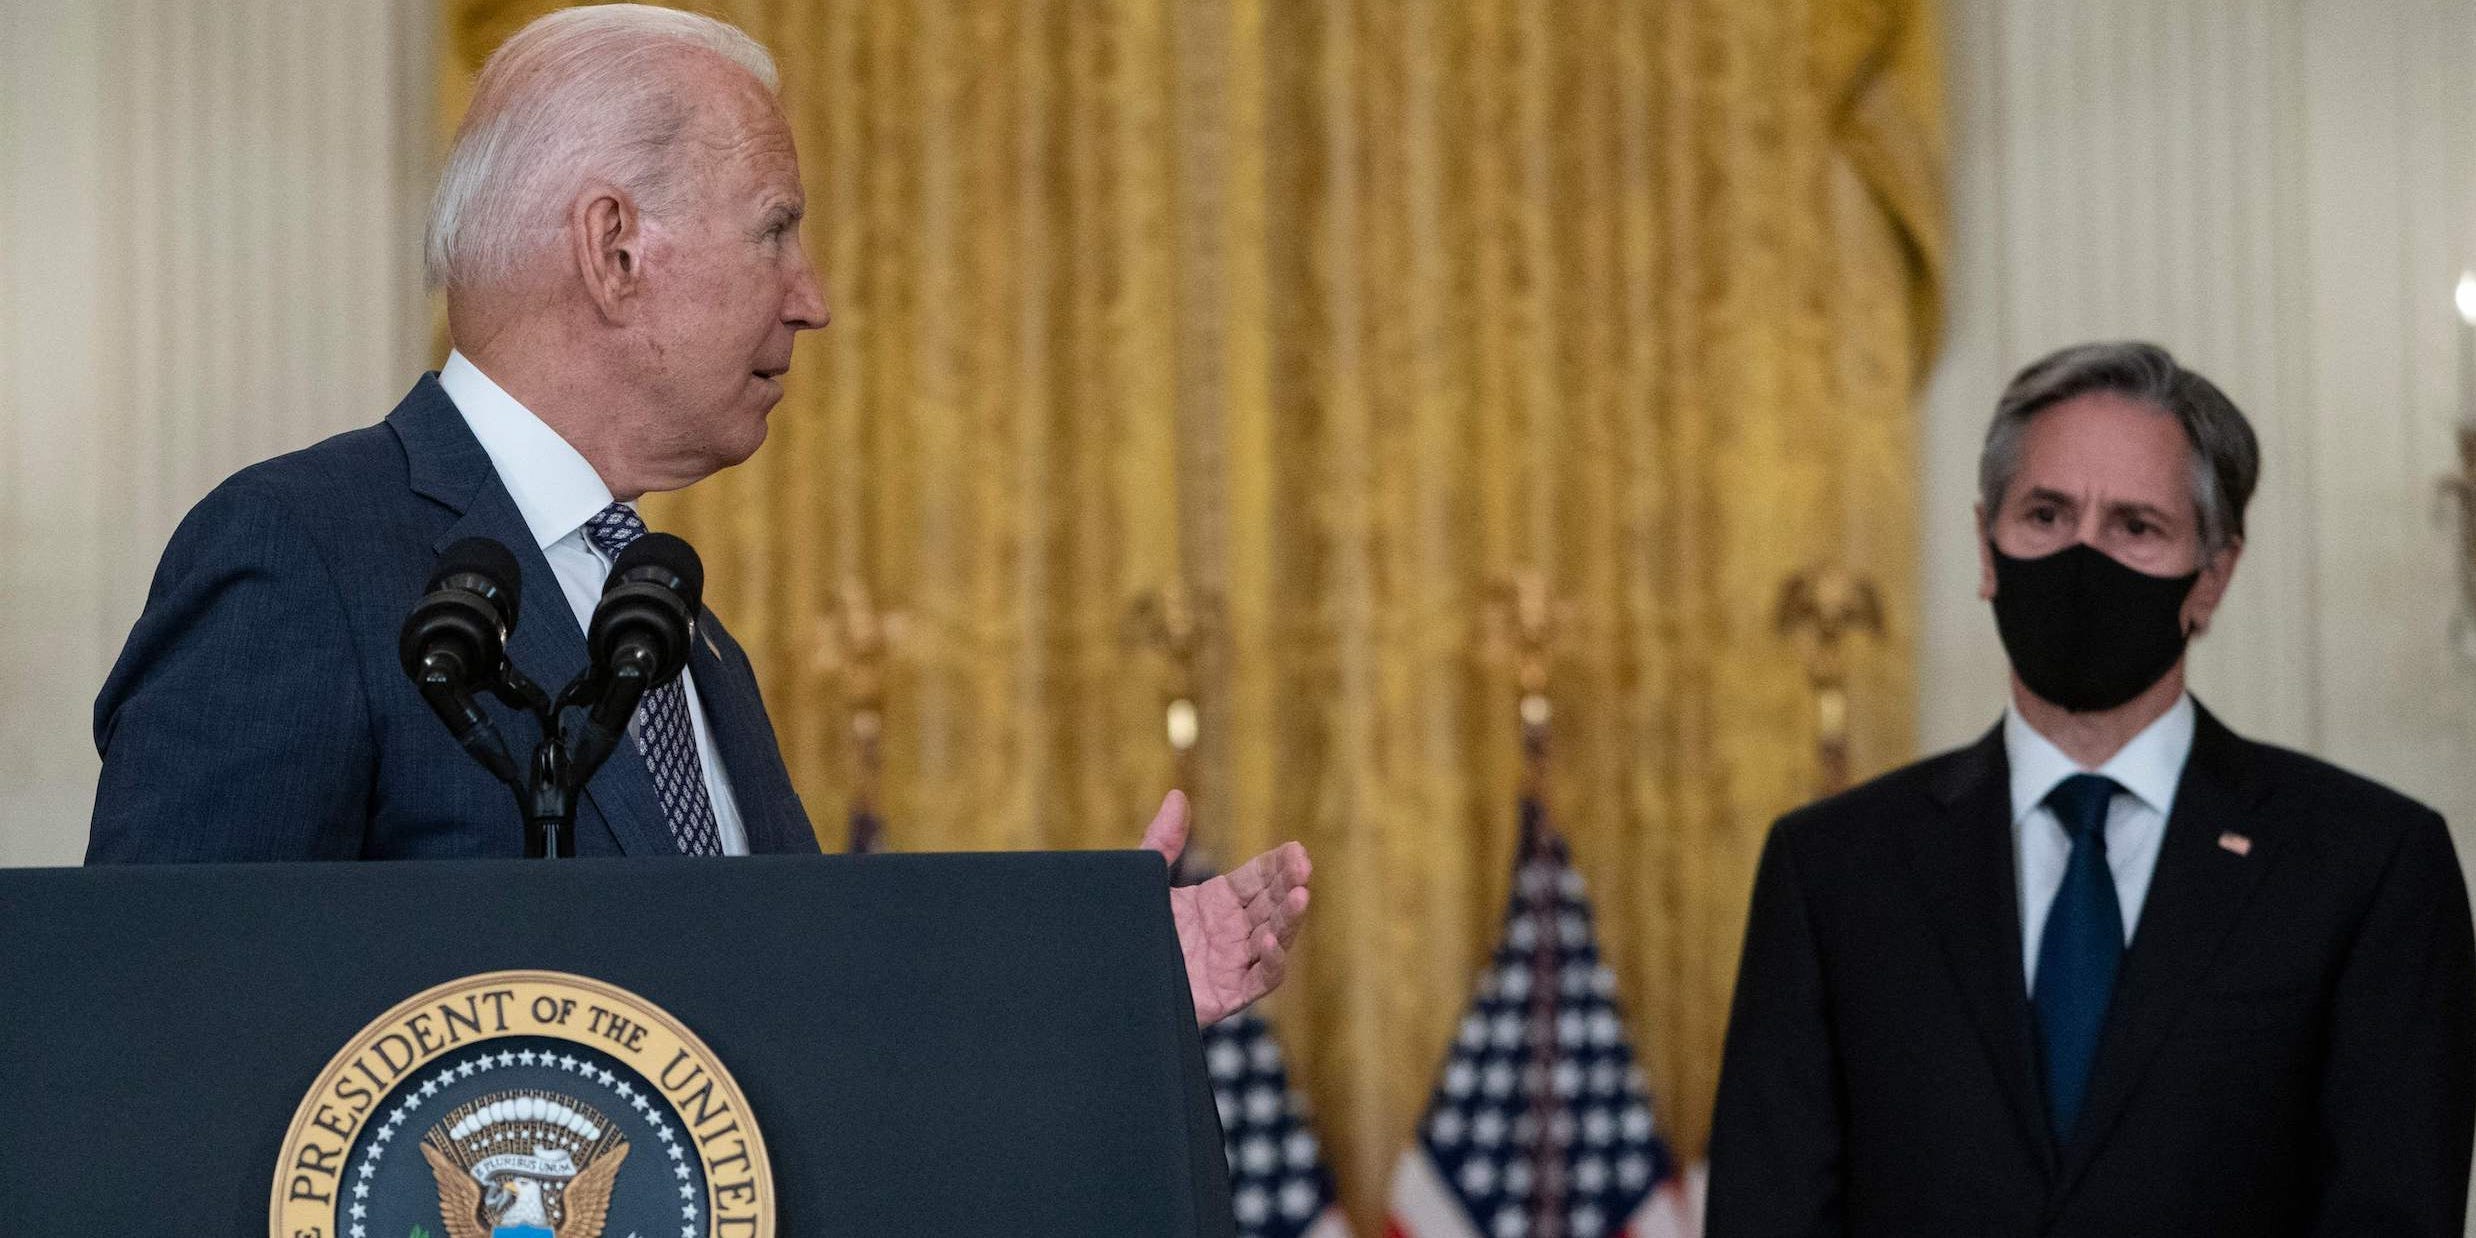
xmin=813 ymin=576 xmax=902 ymax=854
xmin=1493 ymin=567 xmax=1578 ymax=1234
xmin=1128 ymin=578 xmax=1218 ymax=884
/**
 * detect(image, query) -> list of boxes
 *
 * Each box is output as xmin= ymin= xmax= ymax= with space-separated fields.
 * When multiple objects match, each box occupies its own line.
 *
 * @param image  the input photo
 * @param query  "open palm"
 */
xmin=1138 ymin=790 xmax=1312 ymax=1026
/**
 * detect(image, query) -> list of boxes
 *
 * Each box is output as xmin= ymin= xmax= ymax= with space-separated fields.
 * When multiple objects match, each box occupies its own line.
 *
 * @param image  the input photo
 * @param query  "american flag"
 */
xmin=846 ymin=801 xmax=883 ymax=855
xmin=1386 ymin=779 xmax=1700 ymax=1238
xmin=1176 ymin=844 xmax=1351 ymax=1238
xmin=1204 ymin=1006 xmax=1352 ymax=1238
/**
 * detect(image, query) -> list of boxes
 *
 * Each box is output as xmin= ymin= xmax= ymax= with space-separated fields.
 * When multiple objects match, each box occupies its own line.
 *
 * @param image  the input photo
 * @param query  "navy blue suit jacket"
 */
xmin=88 ymin=376 xmax=820 ymax=860
xmin=1708 ymin=706 xmax=2476 ymax=1236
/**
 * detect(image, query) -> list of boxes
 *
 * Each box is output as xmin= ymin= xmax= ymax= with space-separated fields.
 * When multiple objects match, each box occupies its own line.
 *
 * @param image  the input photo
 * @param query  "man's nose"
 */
xmin=2072 ymin=504 xmax=2108 ymax=546
xmin=785 ymin=261 xmax=830 ymax=332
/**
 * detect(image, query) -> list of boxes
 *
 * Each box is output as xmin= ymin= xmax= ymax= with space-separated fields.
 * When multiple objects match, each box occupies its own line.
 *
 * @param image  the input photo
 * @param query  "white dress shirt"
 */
xmin=2006 ymin=693 xmax=2196 ymax=988
xmin=436 ymin=351 xmax=751 ymax=855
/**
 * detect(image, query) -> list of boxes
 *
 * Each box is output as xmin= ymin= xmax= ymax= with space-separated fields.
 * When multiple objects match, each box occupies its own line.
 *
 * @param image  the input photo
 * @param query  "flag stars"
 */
xmin=1394 ymin=839 xmax=1686 ymax=1238
xmin=1574 ymin=1155 xmax=1610 ymax=1193
xmin=1457 ymin=1014 xmax=1490 ymax=1051
xmin=1616 ymin=1153 xmax=1652 ymax=1190
xmin=1244 ymin=1085 xmax=1281 ymax=1124
xmin=1503 ymin=1158 xmax=1533 ymax=1198
xmin=1232 ymin=1184 xmax=1270 ymax=1226
xmin=1241 ymin=1136 xmax=1277 ymax=1175
xmin=1279 ymin=1178 xmax=1319 ymax=1220
xmin=1481 ymin=1062 xmax=1516 ymax=1099
xmin=1209 ymin=1040 xmax=1247 ymax=1081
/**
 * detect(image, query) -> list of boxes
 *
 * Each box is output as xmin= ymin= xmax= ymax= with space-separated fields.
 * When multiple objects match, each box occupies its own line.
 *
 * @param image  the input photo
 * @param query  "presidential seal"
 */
xmin=273 ymin=971 xmax=773 ymax=1238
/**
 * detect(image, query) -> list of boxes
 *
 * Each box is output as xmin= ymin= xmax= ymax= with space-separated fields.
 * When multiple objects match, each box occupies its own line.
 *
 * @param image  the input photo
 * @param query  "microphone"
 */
xmin=565 ymin=533 xmax=704 ymax=778
xmin=399 ymin=538 xmax=526 ymax=787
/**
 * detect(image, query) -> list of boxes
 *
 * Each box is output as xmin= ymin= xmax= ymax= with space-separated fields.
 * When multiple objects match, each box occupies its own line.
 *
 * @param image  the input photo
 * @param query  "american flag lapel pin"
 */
xmin=2218 ymin=831 xmax=2253 ymax=857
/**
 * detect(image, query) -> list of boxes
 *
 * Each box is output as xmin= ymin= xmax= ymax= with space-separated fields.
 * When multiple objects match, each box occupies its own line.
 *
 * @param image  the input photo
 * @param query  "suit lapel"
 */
xmin=1904 ymin=726 xmax=2058 ymax=1178
xmin=391 ymin=378 xmax=679 ymax=859
xmin=2050 ymin=705 xmax=2275 ymax=1203
xmin=686 ymin=618 xmax=819 ymax=855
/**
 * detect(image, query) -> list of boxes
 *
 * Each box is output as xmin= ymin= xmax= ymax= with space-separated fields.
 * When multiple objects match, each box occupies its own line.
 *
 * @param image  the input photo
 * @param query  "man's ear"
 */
xmin=571 ymin=185 xmax=645 ymax=323
xmin=2183 ymin=536 xmax=2243 ymax=637
xmin=1976 ymin=502 xmax=1996 ymax=601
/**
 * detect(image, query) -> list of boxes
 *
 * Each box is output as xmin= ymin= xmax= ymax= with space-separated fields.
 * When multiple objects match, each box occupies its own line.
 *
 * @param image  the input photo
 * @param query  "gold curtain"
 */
xmin=440 ymin=2 xmax=1943 ymax=1229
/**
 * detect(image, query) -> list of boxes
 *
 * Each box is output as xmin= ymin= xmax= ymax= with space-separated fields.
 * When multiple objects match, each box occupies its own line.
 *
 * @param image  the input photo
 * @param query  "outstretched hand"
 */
xmin=1139 ymin=790 xmax=1313 ymax=1026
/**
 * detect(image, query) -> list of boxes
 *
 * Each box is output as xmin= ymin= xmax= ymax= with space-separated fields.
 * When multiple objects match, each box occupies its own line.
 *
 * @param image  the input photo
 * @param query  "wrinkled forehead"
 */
xmin=678 ymin=71 xmax=802 ymax=198
xmin=2014 ymin=392 xmax=2197 ymax=509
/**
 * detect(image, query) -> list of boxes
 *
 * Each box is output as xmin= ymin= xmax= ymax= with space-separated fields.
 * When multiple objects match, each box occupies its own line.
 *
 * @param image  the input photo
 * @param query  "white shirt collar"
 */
xmin=436 ymin=349 xmax=621 ymax=552
xmin=2005 ymin=692 xmax=2197 ymax=825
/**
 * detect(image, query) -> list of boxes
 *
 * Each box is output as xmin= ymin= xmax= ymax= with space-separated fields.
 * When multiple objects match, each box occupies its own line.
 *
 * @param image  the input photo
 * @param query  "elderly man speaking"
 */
xmin=85 ymin=5 xmax=1308 ymax=1028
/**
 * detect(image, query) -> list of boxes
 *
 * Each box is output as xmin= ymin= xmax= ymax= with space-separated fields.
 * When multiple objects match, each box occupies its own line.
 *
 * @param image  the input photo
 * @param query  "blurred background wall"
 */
xmin=1923 ymin=0 xmax=2476 ymax=839
xmin=0 ymin=0 xmax=434 ymax=850
xmin=6 ymin=0 xmax=2476 ymax=1230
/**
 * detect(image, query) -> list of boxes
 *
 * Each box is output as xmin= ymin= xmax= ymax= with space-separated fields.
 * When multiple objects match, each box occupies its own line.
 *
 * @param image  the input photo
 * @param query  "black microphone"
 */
xmin=399 ymin=537 xmax=526 ymax=787
xmin=565 ymin=533 xmax=704 ymax=779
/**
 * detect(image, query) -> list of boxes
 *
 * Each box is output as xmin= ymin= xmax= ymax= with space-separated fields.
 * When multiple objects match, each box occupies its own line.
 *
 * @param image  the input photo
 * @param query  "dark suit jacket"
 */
xmin=1707 ymin=705 xmax=2476 ymax=1237
xmin=88 ymin=375 xmax=820 ymax=860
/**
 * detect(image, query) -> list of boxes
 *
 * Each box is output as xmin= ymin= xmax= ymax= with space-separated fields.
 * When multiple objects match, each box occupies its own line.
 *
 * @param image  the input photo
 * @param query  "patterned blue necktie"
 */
xmin=581 ymin=503 xmax=724 ymax=856
xmin=2033 ymin=772 xmax=2125 ymax=1142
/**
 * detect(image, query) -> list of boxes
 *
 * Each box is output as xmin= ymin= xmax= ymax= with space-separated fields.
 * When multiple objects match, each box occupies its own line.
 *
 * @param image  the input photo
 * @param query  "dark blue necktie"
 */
xmin=582 ymin=504 xmax=724 ymax=856
xmin=2033 ymin=772 xmax=2124 ymax=1143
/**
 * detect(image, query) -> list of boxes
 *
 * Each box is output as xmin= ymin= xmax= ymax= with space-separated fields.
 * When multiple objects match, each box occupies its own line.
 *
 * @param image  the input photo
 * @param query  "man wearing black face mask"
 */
xmin=1706 ymin=341 xmax=2476 ymax=1237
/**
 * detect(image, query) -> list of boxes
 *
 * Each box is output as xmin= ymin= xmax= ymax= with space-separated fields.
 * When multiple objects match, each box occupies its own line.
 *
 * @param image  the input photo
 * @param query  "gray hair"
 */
xmin=424 ymin=5 xmax=779 ymax=293
xmin=1980 ymin=341 xmax=2260 ymax=556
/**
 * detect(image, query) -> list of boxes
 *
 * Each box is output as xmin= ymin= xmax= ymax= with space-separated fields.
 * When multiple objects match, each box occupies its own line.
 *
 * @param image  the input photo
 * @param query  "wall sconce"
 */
xmin=2442 ymin=273 xmax=2476 ymax=663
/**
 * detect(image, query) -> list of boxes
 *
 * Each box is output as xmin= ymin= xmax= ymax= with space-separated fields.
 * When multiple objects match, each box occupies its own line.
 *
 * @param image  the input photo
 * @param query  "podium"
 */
xmin=0 ymin=852 xmax=1238 ymax=1236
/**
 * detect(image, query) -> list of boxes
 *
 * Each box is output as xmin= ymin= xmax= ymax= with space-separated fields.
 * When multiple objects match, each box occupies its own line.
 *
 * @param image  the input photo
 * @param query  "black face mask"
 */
xmin=1990 ymin=541 xmax=2200 ymax=713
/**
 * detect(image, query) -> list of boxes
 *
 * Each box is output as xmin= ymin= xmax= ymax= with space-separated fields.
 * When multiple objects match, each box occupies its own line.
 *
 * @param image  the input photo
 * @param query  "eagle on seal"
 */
xmin=422 ymin=1139 xmax=628 ymax=1238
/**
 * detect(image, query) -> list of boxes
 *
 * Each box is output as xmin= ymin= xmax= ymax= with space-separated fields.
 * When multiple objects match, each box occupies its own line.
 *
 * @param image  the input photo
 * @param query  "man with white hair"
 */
xmin=86 ymin=5 xmax=1308 ymax=1027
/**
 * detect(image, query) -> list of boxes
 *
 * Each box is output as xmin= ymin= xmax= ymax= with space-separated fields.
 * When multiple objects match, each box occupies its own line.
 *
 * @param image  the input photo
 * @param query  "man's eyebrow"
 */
xmin=2019 ymin=486 xmax=2078 ymax=508
xmin=2103 ymin=497 xmax=2177 ymax=524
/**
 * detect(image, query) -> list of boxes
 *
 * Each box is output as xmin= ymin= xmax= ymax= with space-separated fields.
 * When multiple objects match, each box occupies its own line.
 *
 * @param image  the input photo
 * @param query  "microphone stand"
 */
xmin=522 ymin=739 xmax=577 ymax=860
xmin=471 ymin=664 xmax=583 ymax=860
xmin=503 ymin=655 xmax=651 ymax=860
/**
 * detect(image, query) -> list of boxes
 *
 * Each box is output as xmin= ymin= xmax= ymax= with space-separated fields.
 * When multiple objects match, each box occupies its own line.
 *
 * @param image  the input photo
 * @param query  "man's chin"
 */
xmin=716 ymin=415 xmax=772 ymax=470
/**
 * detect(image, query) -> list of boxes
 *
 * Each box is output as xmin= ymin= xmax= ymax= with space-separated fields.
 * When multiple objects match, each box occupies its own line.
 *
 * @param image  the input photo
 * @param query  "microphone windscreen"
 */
xmin=607 ymin=532 xmax=703 ymax=615
xmin=431 ymin=537 xmax=523 ymax=629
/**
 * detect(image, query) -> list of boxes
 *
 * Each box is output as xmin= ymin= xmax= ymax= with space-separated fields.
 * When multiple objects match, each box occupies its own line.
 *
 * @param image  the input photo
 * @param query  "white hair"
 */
xmin=424 ymin=4 xmax=779 ymax=292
